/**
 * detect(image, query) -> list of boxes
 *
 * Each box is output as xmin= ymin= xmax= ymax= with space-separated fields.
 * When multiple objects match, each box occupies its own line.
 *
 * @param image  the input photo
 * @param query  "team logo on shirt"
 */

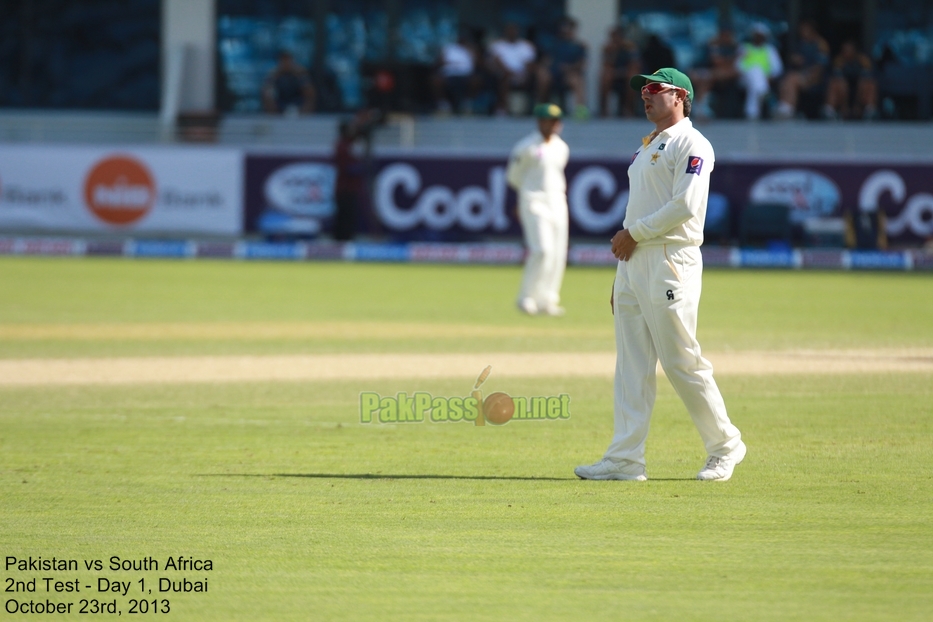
xmin=686 ymin=156 xmax=704 ymax=175
xmin=650 ymin=153 xmax=660 ymax=165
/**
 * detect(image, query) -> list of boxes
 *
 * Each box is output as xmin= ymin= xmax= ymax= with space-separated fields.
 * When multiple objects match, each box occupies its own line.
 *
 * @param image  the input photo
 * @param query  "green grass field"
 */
xmin=1 ymin=258 xmax=931 ymax=621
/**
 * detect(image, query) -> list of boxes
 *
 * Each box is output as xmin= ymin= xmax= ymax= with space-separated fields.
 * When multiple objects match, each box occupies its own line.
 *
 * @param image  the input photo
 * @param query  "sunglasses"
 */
xmin=641 ymin=82 xmax=681 ymax=95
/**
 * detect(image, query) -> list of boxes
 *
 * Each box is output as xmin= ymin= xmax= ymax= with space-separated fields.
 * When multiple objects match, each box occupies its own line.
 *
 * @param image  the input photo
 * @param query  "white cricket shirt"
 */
xmin=490 ymin=39 xmax=537 ymax=78
xmin=624 ymin=117 xmax=715 ymax=246
xmin=441 ymin=43 xmax=474 ymax=77
xmin=506 ymin=130 xmax=569 ymax=217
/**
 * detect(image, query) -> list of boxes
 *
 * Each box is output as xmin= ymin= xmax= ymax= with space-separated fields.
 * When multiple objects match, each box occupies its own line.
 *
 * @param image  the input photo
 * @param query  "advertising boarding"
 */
xmin=2 ymin=145 xmax=929 ymax=246
xmin=245 ymin=154 xmax=632 ymax=240
xmin=0 ymin=146 xmax=243 ymax=235
xmin=246 ymin=153 xmax=933 ymax=247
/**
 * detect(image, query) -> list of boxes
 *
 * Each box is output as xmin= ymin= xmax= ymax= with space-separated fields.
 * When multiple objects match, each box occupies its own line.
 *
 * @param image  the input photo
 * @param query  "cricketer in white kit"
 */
xmin=507 ymin=103 xmax=570 ymax=317
xmin=575 ymin=68 xmax=746 ymax=482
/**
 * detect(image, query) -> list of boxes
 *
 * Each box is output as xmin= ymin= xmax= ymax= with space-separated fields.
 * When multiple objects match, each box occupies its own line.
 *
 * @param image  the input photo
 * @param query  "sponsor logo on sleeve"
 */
xmin=686 ymin=156 xmax=704 ymax=176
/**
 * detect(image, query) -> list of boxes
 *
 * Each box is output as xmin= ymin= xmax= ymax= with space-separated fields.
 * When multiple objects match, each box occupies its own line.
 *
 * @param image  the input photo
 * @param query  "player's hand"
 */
xmin=611 ymin=229 xmax=638 ymax=261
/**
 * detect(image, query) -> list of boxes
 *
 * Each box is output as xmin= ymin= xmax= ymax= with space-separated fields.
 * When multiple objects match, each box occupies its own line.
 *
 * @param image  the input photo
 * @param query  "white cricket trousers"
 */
xmin=739 ymin=66 xmax=770 ymax=119
xmin=518 ymin=199 xmax=568 ymax=309
xmin=606 ymin=244 xmax=742 ymax=466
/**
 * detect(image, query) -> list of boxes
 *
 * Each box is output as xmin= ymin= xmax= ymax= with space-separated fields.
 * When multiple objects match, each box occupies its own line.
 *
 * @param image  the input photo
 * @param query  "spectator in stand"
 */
xmin=489 ymin=23 xmax=539 ymax=116
xmin=775 ymin=20 xmax=830 ymax=119
xmin=468 ymin=32 xmax=503 ymax=116
xmin=640 ymin=33 xmax=676 ymax=74
xmin=539 ymin=17 xmax=589 ymax=119
xmin=599 ymin=25 xmax=641 ymax=117
xmin=689 ymin=27 xmax=740 ymax=119
xmin=433 ymin=30 xmax=478 ymax=115
xmin=735 ymin=23 xmax=783 ymax=120
xmin=823 ymin=40 xmax=878 ymax=120
xmin=263 ymin=50 xmax=316 ymax=115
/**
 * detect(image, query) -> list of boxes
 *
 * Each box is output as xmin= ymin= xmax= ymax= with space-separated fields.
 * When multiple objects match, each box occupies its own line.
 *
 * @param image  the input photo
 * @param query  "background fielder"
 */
xmin=506 ymin=103 xmax=570 ymax=317
xmin=575 ymin=68 xmax=746 ymax=482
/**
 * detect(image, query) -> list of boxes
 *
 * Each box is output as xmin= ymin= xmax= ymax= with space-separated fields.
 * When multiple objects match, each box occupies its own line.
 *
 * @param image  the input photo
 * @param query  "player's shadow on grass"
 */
xmin=204 ymin=473 xmax=569 ymax=481
xmin=201 ymin=473 xmax=696 ymax=481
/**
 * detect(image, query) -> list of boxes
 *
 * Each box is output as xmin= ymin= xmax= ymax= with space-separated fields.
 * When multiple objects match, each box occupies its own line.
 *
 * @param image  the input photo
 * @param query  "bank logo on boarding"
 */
xmin=686 ymin=156 xmax=704 ymax=175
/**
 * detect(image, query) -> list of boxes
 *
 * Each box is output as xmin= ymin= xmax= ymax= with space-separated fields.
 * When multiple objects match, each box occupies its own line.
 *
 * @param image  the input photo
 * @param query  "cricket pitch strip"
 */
xmin=0 ymin=349 xmax=931 ymax=386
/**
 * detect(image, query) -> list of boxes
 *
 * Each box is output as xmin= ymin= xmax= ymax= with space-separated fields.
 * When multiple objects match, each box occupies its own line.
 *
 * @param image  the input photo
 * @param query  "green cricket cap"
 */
xmin=533 ymin=103 xmax=563 ymax=119
xmin=630 ymin=68 xmax=694 ymax=101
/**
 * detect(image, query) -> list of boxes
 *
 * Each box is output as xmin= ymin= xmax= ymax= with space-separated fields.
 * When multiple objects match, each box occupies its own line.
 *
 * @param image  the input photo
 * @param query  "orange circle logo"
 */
xmin=84 ymin=155 xmax=156 ymax=225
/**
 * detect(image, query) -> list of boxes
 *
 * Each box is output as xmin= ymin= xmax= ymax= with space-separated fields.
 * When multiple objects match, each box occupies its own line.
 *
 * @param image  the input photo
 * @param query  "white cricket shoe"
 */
xmin=517 ymin=298 xmax=538 ymax=315
xmin=574 ymin=458 xmax=647 ymax=481
xmin=697 ymin=441 xmax=747 ymax=481
xmin=542 ymin=304 xmax=565 ymax=317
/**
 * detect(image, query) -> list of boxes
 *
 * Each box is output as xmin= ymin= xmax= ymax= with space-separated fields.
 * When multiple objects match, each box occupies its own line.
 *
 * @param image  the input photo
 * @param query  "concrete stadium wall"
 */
xmin=3 ymin=111 xmax=933 ymax=161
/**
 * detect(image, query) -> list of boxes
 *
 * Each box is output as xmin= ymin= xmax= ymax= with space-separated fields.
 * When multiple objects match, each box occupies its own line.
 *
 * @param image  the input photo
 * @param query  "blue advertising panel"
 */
xmin=245 ymin=153 xmax=933 ymax=246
